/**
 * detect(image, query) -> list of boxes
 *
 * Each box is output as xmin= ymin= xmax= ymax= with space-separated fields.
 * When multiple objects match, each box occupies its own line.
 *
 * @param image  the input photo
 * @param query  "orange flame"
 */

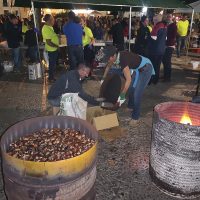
xmin=180 ymin=114 xmax=192 ymax=125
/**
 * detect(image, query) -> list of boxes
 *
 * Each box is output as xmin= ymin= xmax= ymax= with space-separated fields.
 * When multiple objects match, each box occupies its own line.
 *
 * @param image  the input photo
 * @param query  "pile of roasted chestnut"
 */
xmin=7 ymin=128 xmax=95 ymax=162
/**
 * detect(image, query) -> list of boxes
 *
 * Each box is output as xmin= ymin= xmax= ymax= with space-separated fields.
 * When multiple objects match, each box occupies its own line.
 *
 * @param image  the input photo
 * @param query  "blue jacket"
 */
xmin=148 ymin=25 xmax=167 ymax=56
xmin=48 ymin=70 xmax=98 ymax=105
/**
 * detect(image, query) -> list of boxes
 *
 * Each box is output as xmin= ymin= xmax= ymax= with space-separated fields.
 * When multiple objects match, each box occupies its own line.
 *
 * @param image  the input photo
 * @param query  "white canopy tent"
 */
xmin=175 ymin=0 xmax=200 ymax=13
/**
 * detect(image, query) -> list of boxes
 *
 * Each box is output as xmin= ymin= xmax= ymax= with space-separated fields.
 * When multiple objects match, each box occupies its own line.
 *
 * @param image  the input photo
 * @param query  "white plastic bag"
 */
xmin=28 ymin=63 xmax=42 ymax=80
xmin=28 ymin=64 xmax=37 ymax=80
xmin=3 ymin=61 xmax=14 ymax=72
xmin=36 ymin=63 xmax=42 ymax=78
xmin=59 ymin=93 xmax=87 ymax=120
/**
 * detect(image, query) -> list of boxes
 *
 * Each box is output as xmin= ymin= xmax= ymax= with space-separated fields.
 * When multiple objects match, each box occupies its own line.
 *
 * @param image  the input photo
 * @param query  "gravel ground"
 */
xmin=0 ymin=64 xmax=200 ymax=200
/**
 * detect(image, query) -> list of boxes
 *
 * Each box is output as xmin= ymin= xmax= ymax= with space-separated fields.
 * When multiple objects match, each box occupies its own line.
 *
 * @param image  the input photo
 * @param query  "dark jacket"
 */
xmin=109 ymin=23 xmax=124 ymax=45
xmin=24 ymin=29 xmax=37 ymax=47
xmin=5 ymin=22 xmax=22 ymax=48
xmin=93 ymin=27 xmax=103 ymax=40
xmin=48 ymin=70 xmax=98 ymax=105
xmin=53 ymin=24 xmax=63 ymax=35
xmin=134 ymin=23 xmax=150 ymax=56
xmin=0 ymin=23 xmax=4 ymax=35
xmin=148 ymin=22 xmax=167 ymax=56
xmin=166 ymin=23 xmax=177 ymax=47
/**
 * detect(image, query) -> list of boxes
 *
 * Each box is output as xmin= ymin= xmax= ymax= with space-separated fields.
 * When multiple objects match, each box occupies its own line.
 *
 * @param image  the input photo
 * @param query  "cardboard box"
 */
xmin=87 ymin=106 xmax=127 ymax=141
xmin=87 ymin=106 xmax=119 ymax=131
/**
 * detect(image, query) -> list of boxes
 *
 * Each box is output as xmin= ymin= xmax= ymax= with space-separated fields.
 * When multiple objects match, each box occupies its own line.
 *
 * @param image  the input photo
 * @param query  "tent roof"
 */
xmin=14 ymin=0 xmax=188 ymax=9
xmin=190 ymin=0 xmax=200 ymax=10
xmin=175 ymin=0 xmax=200 ymax=13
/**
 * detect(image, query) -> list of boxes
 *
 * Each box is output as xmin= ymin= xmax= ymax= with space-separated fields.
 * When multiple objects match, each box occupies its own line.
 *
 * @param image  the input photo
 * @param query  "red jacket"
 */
xmin=151 ymin=22 xmax=166 ymax=36
xmin=123 ymin=26 xmax=129 ymax=37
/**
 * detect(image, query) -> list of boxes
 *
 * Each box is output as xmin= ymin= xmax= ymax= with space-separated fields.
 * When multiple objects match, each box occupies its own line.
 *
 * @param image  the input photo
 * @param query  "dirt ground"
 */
xmin=0 ymin=62 xmax=200 ymax=200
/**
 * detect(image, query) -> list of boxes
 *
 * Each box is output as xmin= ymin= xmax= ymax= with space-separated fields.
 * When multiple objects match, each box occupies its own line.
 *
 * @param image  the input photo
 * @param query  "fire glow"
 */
xmin=180 ymin=114 xmax=192 ymax=125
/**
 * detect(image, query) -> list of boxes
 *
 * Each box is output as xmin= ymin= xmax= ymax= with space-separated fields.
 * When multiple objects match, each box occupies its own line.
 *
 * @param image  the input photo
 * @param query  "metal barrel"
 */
xmin=150 ymin=102 xmax=200 ymax=198
xmin=1 ymin=116 xmax=98 ymax=200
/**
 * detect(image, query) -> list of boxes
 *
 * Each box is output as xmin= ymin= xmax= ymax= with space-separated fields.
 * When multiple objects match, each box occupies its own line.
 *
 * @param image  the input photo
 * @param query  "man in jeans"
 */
xmin=63 ymin=11 xmax=84 ymax=70
xmin=176 ymin=15 xmax=189 ymax=57
xmin=162 ymin=14 xmax=177 ymax=82
xmin=5 ymin=14 xmax=22 ymax=72
xmin=42 ymin=14 xmax=59 ymax=82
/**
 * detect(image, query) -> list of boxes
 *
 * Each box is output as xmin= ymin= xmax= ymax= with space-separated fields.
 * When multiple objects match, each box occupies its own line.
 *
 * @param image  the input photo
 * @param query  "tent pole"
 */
xmin=31 ymin=1 xmax=41 ymax=62
xmin=128 ymin=6 xmax=132 ymax=52
xmin=186 ymin=8 xmax=194 ymax=57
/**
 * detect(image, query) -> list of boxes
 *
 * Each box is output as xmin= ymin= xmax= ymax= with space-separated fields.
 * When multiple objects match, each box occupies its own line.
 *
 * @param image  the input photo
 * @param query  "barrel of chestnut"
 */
xmin=150 ymin=102 xmax=200 ymax=198
xmin=1 ymin=116 xmax=98 ymax=200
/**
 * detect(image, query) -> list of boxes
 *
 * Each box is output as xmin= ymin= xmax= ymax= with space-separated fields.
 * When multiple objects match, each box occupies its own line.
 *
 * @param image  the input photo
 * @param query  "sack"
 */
xmin=28 ymin=64 xmax=37 ymax=80
xmin=59 ymin=93 xmax=87 ymax=120
xmin=3 ymin=61 xmax=14 ymax=72
xmin=36 ymin=63 xmax=42 ymax=78
xmin=28 ymin=63 xmax=42 ymax=80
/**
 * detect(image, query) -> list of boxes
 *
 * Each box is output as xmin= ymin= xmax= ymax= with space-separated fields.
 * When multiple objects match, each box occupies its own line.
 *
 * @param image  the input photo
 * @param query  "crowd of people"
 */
xmin=43 ymin=11 xmax=200 ymax=126
xmin=0 ymin=11 xmax=200 ymax=126
xmin=0 ymin=14 xmax=38 ymax=72
xmin=0 ymin=12 xmax=199 ymax=79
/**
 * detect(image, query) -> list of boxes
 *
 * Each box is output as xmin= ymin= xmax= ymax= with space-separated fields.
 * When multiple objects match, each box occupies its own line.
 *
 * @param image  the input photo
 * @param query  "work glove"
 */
xmin=117 ymin=93 xmax=126 ymax=106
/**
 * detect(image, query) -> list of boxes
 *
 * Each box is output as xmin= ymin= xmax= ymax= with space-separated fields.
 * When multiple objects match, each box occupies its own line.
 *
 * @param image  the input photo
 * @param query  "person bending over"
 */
xmin=98 ymin=46 xmax=155 ymax=127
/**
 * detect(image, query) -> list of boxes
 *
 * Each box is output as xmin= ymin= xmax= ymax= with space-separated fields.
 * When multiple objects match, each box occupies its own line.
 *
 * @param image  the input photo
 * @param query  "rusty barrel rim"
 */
xmin=1 ymin=116 xmax=98 ymax=179
xmin=154 ymin=101 xmax=200 ymax=127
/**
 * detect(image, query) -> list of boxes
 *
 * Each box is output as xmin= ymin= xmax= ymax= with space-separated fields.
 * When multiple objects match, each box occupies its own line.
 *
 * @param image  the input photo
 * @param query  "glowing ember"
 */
xmin=180 ymin=114 xmax=192 ymax=125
